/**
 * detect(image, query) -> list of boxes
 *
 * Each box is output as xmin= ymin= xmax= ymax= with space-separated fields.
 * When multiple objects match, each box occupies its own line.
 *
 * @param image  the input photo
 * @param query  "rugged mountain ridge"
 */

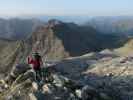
xmin=30 ymin=19 xmax=128 ymax=59
xmin=0 ymin=19 xmax=129 ymax=75
xmin=87 ymin=16 xmax=133 ymax=35
xmin=1 ymin=49 xmax=133 ymax=100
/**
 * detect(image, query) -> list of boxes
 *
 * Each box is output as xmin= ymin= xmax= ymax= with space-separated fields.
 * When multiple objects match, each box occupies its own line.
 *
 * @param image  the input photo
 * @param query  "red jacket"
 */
xmin=28 ymin=56 xmax=42 ymax=70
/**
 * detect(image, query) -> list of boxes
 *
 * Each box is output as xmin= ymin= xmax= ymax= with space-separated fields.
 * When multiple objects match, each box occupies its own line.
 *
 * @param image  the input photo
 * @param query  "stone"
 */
xmin=5 ymin=95 xmax=13 ymax=100
xmin=99 ymin=93 xmax=112 ymax=100
xmin=32 ymin=82 xmax=39 ymax=92
xmin=13 ymin=69 xmax=35 ymax=85
xmin=0 ymin=79 xmax=6 ymax=84
xmin=11 ymin=63 xmax=31 ymax=78
xmin=42 ymin=84 xmax=52 ymax=94
xmin=29 ymin=93 xmax=37 ymax=100
xmin=42 ymin=83 xmax=58 ymax=95
xmin=0 ymin=86 xmax=3 ymax=93
xmin=5 ymin=63 xmax=31 ymax=84
xmin=4 ymin=84 xmax=9 ymax=89
xmin=52 ymin=74 xmax=66 ymax=87
xmin=81 ymin=85 xmax=98 ymax=100
xmin=75 ymin=89 xmax=82 ymax=98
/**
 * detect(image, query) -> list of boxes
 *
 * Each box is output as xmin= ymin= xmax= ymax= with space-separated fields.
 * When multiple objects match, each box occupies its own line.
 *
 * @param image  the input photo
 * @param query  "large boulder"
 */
xmin=81 ymin=85 xmax=112 ymax=100
xmin=12 ymin=69 xmax=35 ymax=85
xmin=11 ymin=63 xmax=31 ymax=78
xmin=2 ymin=79 xmax=32 ymax=100
xmin=5 ymin=63 xmax=31 ymax=84
xmin=81 ymin=85 xmax=99 ymax=100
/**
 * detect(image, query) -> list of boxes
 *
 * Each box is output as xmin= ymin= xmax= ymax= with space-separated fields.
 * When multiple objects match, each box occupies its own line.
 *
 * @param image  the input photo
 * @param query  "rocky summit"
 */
xmin=0 ymin=49 xmax=133 ymax=100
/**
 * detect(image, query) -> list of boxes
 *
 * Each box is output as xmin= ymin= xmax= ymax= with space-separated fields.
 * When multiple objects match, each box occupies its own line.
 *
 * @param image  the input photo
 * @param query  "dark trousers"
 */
xmin=34 ymin=68 xmax=42 ymax=81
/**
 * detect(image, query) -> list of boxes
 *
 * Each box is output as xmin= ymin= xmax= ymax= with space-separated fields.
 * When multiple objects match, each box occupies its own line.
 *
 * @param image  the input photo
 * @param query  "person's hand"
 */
xmin=28 ymin=55 xmax=32 ymax=59
xmin=27 ymin=56 xmax=31 ymax=64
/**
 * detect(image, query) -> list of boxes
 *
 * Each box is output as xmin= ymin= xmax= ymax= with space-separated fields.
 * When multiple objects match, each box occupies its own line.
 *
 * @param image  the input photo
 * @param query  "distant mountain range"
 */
xmin=0 ymin=16 xmax=133 ymax=40
xmin=0 ymin=18 xmax=44 ymax=40
xmin=86 ymin=16 xmax=133 ymax=35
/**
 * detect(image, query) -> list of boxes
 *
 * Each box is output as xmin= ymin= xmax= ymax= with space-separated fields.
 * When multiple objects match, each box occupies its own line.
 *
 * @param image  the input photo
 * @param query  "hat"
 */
xmin=32 ymin=52 xmax=40 ymax=55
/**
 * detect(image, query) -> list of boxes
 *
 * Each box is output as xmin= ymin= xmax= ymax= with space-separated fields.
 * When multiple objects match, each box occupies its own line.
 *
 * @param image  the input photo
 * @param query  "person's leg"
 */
xmin=36 ymin=69 xmax=42 ymax=81
xmin=38 ymin=68 xmax=43 ymax=81
xmin=39 ymin=68 xmax=43 ymax=79
xmin=37 ymin=70 xmax=41 ymax=81
xmin=41 ymin=68 xmax=44 ymax=78
xmin=35 ymin=70 xmax=38 ymax=81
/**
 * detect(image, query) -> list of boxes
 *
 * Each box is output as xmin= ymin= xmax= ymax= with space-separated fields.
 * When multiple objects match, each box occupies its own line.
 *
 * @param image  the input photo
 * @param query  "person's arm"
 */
xmin=27 ymin=56 xmax=33 ymax=64
xmin=40 ymin=57 xmax=43 ymax=67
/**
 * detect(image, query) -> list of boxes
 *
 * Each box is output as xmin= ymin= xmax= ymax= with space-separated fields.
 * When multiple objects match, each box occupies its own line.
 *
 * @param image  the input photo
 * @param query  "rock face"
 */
xmin=0 ymin=39 xmax=31 ymax=75
xmin=0 ymin=50 xmax=129 ymax=100
xmin=30 ymin=19 xmax=128 ymax=60
xmin=5 ymin=63 xmax=31 ymax=84
xmin=2 ymin=46 xmax=133 ymax=100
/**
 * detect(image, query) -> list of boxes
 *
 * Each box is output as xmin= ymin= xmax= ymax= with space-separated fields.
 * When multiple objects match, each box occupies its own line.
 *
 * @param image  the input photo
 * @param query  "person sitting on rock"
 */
xmin=27 ymin=52 xmax=43 ymax=81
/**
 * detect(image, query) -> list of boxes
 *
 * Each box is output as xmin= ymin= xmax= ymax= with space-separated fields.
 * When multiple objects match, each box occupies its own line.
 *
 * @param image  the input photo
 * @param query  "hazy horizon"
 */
xmin=0 ymin=0 xmax=132 ymax=17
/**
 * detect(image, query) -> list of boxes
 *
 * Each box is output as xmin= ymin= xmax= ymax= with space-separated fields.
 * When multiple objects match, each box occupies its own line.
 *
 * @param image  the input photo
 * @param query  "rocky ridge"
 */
xmin=0 ymin=49 xmax=133 ymax=100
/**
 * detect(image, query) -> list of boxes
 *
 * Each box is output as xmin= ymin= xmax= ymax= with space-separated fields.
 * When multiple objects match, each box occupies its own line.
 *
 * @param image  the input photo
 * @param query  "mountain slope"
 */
xmin=1 ymin=49 xmax=133 ymax=100
xmin=0 ymin=39 xmax=31 ymax=74
xmin=30 ymin=19 xmax=128 ymax=60
xmin=115 ymin=38 xmax=133 ymax=56
xmin=0 ymin=39 xmax=19 ymax=73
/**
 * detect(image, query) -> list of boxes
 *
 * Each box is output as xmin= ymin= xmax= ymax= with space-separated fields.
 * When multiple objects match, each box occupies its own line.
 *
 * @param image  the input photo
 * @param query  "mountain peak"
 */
xmin=47 ymin=19 xmax=63 ymax=28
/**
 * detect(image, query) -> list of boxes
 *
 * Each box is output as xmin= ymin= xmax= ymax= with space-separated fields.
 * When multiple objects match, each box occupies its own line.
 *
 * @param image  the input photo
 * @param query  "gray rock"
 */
xmin=75 ymin=89 xmax=82 ymax=98
xmin=11 ymin=63 xmax=31 ymax=78
xmin=43 ymin=84 xmax=55 ymax=94
xmin=12 ymin=69 xmax=35 ymax=85
xmin=52 ymin=74 xmax=69 ymax=87
xmin=81 ymin=85 xmax=99 ymax=100
xmin=99 ymin=92 xmax=112 ymax=100
xmin=5 ymin=63 xmax=31 ymax=84
xmin=29 ymin=93 xmax=38 ymax=100
xmin=32 ymin=82 xmax=39 ymax=92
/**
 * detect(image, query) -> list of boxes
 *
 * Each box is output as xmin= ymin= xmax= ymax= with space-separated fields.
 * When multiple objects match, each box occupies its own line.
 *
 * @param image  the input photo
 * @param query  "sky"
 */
xmin=0 ymin=0 xmax=133 ymax=17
